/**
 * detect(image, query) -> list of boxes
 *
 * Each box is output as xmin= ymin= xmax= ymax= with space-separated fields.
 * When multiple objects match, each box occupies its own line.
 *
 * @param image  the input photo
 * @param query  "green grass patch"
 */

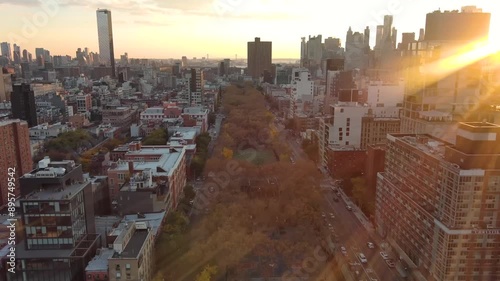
xmin=234 ymin=149 xmax=276 ymax=165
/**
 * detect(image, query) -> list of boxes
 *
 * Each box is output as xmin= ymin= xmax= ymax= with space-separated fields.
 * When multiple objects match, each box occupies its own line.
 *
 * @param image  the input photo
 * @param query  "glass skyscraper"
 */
xmin=96 ymin=9 xmax=116 ymax=77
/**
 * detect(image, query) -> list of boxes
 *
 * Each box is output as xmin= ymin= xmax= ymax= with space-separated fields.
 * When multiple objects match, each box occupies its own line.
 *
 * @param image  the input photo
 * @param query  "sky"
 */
xmin=0 ymin=0 xmax=499 ymax=59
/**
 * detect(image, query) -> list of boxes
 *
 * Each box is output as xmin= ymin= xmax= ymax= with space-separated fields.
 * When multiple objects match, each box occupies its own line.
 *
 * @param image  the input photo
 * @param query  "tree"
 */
xmin=195 ymin=265 xmax=217 ymax=281
xmin=351 ymin=177 xmax=367 ymax=209
xmin=284 ymin=119 xmax=295 ymax=131
xmin=208 ymin=112 xmax=216 ymax=126
xmin=183 ymin=185 xmax=196 ymax=201
xmin=143 ymin=129 xmax=168 ymax=145
xmin=222 ymin=147 xmax=233 ymax=159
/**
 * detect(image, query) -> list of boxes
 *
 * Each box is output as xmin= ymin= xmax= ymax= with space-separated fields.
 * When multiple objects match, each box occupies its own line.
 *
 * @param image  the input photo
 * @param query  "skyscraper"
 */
xmin=364 ymin=26 xmax=370 ymax=48
xmin=0 ymin=120 xmax=31 ymax=207
xmin=13 ymin=44 xmax=21 ymax=64
xmin=0 ymin=42 xmax=12 ymax=62
xmin=96 ymin=9 xmax=116 ymax=77
xmin=11 ymin=83 xmax=38 ymax=127
xmin=375 ymin=25 xmax=384 ymax=48
xmin=401 ymin=7 xmax=491 ymax=143
xmin=247 ymin=37 xmax=272 ymax=80
xmin=35 ymin=47 xmax=45 ymax=68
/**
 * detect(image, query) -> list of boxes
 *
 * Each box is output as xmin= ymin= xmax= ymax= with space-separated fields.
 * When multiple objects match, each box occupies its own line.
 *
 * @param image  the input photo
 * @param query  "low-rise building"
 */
xmin=29 ymin=122 xmax=72 ymax=140
xmin=107 ymin=143 xmax=187 ymax=215
xmin=107 ymin=222 xmax=154 ymax=281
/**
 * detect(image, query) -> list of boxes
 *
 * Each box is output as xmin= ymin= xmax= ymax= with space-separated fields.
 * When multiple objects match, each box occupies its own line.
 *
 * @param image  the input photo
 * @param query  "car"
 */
xmin=358 ymin=253 xmax=368 ymax=263
xmin=329 ymin=213 xmax=335 ymax=219
xmin=367 ymin=242 xmax=375 ymax=249
xmin=380 ymin=252 xmax=389 ymax=260
xmin=340 ymin=246 xmax=348 ymax=256
xmin=328 ymin=223 xmax=332 ymax=227
xmin=385 ymin=259 xmax=396 ymax=268
xmin=346 ymin=205 xmax=353 ymax=211
xmin=348 ymin=260 xmax=360 ymax=266
xmin=321 ymin=212 xmax=326 ymax=217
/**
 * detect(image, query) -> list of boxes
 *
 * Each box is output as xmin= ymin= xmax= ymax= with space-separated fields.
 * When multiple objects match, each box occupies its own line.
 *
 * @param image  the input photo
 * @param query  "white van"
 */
xmin=358 ymin=253 xmax=368 ymax=263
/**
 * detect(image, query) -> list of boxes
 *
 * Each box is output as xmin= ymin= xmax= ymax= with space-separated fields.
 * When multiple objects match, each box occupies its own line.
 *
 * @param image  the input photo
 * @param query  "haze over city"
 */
xmin=1 ymin=0 xmax=499 ymax=59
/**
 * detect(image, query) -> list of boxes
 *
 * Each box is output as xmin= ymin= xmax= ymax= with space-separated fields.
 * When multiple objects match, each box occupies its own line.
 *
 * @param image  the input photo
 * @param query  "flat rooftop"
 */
xmin=23 ymin=181 xmax=88 ymax=201
xmin=142 ymin=107 xmax=164 ymax=114
xmin=389 ymin=134 xmax=447 ymax=160
xmin=111 ymin=148 xmax=184 ymax=177
xmin=85 ymin=248 xmax=115 ymax=272
xmin=112 ymin=230 xmax=149 ymax=259
xmin=109 ymin=211 xmax=165 ymax=237
xmin=171 ymin=130 xmax=197 ymax=140
xmin=460 ymin=122 xmax=500 ymax=128
xmin=0 ymin=119 xmax=26 ymax=127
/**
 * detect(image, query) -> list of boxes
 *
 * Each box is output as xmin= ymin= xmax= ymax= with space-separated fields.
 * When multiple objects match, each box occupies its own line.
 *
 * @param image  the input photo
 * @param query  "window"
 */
xmin=126 ymin=264 xmax=131 ymax=270
xmin=126 ymin=273 xmax=131 ymax=279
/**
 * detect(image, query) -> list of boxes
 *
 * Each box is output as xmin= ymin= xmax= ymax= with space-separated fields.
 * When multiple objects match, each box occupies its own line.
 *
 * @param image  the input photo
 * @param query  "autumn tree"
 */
xmin=195 ymin=265 xmax=217 ymax=281
xmin=142 ymin=128 xmax=168 ymax=145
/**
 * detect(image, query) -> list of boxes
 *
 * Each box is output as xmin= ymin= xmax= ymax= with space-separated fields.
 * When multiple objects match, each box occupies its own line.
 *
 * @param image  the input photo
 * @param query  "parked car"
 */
xmin=346 ymin=205 xmax=353 ymax=211
xmin=380 ymin=252 xmax=389 ymax=260
xmin=386 ymin=259 xmax=396 ymax=268
xmin=340 ymin=246 xmax=347 ymax=256
xmin=358 ymin=253 xmax=368 ymax=263
xmin=367 ymin=242 xmax=375 ymax=249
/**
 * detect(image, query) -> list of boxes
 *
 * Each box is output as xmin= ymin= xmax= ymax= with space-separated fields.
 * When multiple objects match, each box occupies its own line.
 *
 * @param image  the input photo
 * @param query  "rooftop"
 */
xmin=390 ymin=134 xmax=448 ymax=160
xmin=171 ymin=130 xmax=197 ymax=140
xmin=141 ymin=107 xmax=164 ymax=114
xmin=85 ymin=248 xmax=115 ymax=272
xmin=112 ymin=147 xmax=185 ymax=177
xmin=114 ymin=211 xmax=166 ymax=237
xmin=0 ymin=119 xmax=26 ymax=127
xmin=184 ymin=107 xmax=208 ymax=115
xmin=460 ymin=122 xmax=500 ymax=129
xmin=112 ymin=230 xmax=149 ymax=259
xmin=23 ymin=181 xmax=88 ymax=201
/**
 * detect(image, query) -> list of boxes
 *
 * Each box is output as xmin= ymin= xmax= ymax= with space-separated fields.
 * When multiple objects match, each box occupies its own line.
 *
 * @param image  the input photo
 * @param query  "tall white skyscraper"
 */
xmin=96 ymin=9 xmax=115 ymax=77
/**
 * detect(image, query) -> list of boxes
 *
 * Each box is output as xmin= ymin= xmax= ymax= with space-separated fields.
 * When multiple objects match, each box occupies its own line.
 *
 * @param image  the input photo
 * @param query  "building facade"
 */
xmin=247 ymin=37 xmax=272 ymax=80
xmin=376 ymin=123 xmax=500 ymax=281
xmin=0 ymin=119 xmax=31 ymax=207
xmin=11 ymin=83 xmax=38 ymax=127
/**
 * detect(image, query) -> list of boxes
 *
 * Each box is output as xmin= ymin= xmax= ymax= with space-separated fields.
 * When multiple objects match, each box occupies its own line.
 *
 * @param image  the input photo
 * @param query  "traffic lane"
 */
xmin=325 ymin=193 xmax=399 ymax=281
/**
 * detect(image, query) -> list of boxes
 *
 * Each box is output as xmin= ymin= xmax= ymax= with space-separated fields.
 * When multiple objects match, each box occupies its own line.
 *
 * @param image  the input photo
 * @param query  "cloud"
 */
xmin=132 ymin=19 xmax=172 ymax=26
xmin=0 ymin=0 xmax=303 ymax=21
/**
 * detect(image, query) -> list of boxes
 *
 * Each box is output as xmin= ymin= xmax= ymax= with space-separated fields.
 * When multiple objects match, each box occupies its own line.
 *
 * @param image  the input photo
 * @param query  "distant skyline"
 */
xmin=0 ymin=0 xmax=499 ymax=59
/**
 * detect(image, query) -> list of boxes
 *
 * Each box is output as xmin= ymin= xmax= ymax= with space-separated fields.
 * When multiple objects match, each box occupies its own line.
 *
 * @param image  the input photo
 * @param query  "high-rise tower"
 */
xmin=96 ymin=9 xmax=116 ymax=77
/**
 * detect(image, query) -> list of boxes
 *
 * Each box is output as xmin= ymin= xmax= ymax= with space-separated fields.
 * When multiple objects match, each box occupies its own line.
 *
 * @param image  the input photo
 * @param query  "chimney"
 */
xmin=128 ymin=161 xmax=134 ymax=174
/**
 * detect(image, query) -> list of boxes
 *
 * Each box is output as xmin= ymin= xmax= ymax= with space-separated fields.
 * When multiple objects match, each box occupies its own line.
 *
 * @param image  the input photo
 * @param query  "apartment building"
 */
xmin=107 ymin=222 xmax=154 ymax=281
xmin=376 ymin=122 xmax=500 ymax=281
xmin=107 ymin=142 xmax=187 ymax=214
xmin=0 ymin=120 xmax=31 ymax=207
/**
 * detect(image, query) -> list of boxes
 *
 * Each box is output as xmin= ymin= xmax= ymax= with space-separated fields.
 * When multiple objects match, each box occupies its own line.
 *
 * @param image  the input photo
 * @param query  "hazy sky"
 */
xmin=0 ymin=0 xmax=498 ymax=59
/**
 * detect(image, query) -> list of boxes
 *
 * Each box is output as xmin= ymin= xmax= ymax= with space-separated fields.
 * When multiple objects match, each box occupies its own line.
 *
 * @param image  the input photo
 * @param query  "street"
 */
xmin=280 ymin=121 xmax=404 ymax=281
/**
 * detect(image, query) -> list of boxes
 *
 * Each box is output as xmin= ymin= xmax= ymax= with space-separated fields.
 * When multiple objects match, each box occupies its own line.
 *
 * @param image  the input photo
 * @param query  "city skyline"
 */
xmin=0 ymin=0 xmax=499 ymax=59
